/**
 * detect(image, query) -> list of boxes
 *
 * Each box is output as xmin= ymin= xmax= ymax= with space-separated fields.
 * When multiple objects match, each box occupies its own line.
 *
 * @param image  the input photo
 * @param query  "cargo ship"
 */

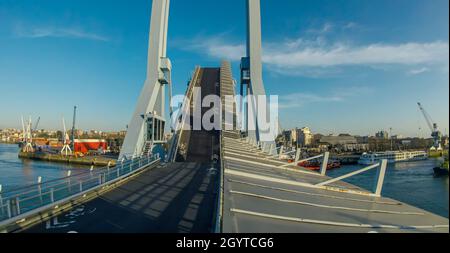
xmin=358 ymin=150 xmax=428 ymax=165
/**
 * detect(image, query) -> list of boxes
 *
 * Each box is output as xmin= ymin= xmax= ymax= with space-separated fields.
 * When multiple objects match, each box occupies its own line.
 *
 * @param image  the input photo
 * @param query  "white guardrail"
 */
xmin=244 ymin=137 xmax=388 ymax=197
xmin=0 ymin=154 xmax=160 ymax=227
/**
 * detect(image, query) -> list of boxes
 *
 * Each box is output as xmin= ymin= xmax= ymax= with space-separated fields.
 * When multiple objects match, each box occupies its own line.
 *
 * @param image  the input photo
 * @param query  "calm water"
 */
xmin=328 ymin=158 xmax=449 ymax=218
xmin=0 ymin=143 xmax=448 ymax=218
xmin=0 ymin=143 xmax=92 ymax=193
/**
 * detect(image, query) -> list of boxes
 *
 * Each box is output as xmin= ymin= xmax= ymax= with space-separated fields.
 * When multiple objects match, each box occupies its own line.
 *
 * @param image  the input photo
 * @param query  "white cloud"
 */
xmin=306 ymin=22 xmax=334 ymax=34
xmin=263 ymin=41 xmax=449 ymax=68
xmin=343 ymin=22 xmax=358 ymax=29
xmin=279 ymin=86 xmax=372 ymax=109
xmin=14 ymin=26 xmax=109 ymax=42
xmin=176 ymin=33 xmax=449 ymax=77
xmin=279 ymin=93 xmax=342 ymax=109
xmin=174 ymin=34 xmax=245 ymax=61
xmin=408 ymin=67 xmax=430 ymax=75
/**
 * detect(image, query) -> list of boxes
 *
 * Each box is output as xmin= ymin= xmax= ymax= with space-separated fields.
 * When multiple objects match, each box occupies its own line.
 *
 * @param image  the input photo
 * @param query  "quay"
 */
xmin=18 ymin=151 xmax=117 ymax=167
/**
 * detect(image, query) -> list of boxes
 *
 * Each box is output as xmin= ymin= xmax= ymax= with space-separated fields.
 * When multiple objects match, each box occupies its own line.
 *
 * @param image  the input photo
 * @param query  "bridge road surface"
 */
xmin=221 ymin=137 xmax=450 ymax=233
xmin=24 ymin=162 xmax=219 ymax=233
xmin=176 ymin=68 xmax=221 ymax=163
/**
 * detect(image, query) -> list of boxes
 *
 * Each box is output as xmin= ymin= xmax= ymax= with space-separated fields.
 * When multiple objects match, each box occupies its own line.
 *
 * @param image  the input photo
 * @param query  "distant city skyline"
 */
xmin=0 ymin=0 xmax=448 ymax=137
xmin=0 ymin=125 xmax=446 ymax=140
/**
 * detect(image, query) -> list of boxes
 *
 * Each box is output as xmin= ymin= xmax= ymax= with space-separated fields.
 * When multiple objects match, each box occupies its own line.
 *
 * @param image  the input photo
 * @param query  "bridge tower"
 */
xmin=120 ymin=0 xmax=172 ymax=159
xmin=241 ymin=0 xmax=276 ymax=152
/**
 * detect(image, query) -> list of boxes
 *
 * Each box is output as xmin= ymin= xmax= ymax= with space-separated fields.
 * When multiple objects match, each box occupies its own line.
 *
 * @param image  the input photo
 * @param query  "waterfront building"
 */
xmin=318 ymin=134 xmax=368 ymax=152
xmin=281 ymin=130 xmax=293 ymax=147
xmin=291 ymin=129 xmax=298 ymax=146
xmin=376 ymin=130 xmax=390 ymax=139
xmin=297 ymin=127 xmax=314 ymax=147
xmin=320 ymin=135 xmax=357 ymax=146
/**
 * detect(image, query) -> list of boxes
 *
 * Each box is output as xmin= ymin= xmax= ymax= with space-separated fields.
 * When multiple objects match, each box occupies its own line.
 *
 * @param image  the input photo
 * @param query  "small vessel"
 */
xmin=298 ymin=160 xmax=341 ymax=171
xmin=433 ymin=167 xmax=449 ymax=176
xmin=434 ymin=157 xmax=449 ymax=176
xmin=358 ymin=151 xmax=428 ymax=165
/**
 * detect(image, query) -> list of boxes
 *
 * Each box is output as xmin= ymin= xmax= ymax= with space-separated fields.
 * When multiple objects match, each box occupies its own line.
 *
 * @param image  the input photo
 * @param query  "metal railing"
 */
xmin=0 ymin=154 xmax=159 ymax=225
xmin=240 ymin=137 xmax=388 ymax=197
xmin=168 ymin=66 xmax=201 ymax=162
xmin=213 ymin=131 xmax=227 ymax=233
xmin=316 ymin=160 xmax=388 ymax=196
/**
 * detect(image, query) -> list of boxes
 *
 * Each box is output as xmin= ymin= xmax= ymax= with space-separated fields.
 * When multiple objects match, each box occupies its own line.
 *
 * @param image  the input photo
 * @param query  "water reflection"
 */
xmin=0 ymin=143 xmax=92 ymax=192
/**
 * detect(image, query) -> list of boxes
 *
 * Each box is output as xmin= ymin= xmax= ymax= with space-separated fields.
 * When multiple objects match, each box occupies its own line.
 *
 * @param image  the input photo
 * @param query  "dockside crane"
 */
xmin=33 ymin=116 xmax=40 ymax=132
xmin=61 ymin=117 xmax=72 ymax=156
xmin=417 ymin=102 xmax=442 ymax=150
xmin=71 ymin=106 xmax=77 ymax=150
xmin=22 ymin=116 xmax=34 ymax=153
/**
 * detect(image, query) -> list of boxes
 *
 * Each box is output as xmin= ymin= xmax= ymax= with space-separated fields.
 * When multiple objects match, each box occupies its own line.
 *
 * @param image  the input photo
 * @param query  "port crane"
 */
xmin=417 ymin=102 xmax=442 ymax=150
xmin=22 ymin=116 xmax=34 ymax=153
xmin=33 ymin=117 xmax=41 ymax=132
xmin=71 ymin=106 xmax=77 ymax=150
xmin=61 ymin=117 xmax=72 ymax=156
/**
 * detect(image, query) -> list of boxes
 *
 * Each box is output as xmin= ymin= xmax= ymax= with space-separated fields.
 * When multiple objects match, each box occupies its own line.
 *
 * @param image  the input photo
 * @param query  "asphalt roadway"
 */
xmin=24 ymin=162 xmax=219 ymax=233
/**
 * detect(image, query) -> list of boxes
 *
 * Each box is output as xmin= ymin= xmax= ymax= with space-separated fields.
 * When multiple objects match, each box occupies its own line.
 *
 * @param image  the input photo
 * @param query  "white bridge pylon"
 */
xmin=120 ymin=0 xmax=274 ymax=159
xmin=120 ymin=0 xmax=172 ymax=159
xmin=241 ymin=0 xmax=277 ymax=150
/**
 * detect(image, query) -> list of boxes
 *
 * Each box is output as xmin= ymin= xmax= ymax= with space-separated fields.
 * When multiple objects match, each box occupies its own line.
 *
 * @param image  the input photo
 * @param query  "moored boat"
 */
xmin=358 ymin=150 xmax=428 ymax=165
xmin=433 ymin=167 xmax=449 ymax=176
xmin=298 ymin=160 xmax=341 ymax=171
xmin=434 ymin=157 xmax=449 ymax=176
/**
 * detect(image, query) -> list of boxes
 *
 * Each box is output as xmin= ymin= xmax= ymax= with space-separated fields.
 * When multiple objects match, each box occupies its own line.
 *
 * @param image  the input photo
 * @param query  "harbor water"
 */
xmin=0 ymin=143 xmax=93 ymax=193
xmin=0 ymin=143 xmax=448 ymax=218
xmin=328 ymin=158 xmax=449 ymax=218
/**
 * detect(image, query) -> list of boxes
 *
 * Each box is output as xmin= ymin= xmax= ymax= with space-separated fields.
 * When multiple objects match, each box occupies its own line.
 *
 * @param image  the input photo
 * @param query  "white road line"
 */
xmin=230 ymin=190 xmax=424 ymax=215
xmin=225 ymin=151 xmax=281 ymax=162
xmin=228 ymin=179 xmax=401 ymax=205
xmin=231 ymin=209 xmax=449 ymax=230
xmin=224 ymin=156 xmax=319 ymax=176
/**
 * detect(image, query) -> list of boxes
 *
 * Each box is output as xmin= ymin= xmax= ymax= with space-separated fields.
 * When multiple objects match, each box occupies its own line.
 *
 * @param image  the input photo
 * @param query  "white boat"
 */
xmin=358 ymin=151 xmax=428 ymax=165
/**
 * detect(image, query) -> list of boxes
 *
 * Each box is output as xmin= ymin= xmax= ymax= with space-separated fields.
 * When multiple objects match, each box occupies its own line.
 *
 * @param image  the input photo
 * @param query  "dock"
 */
xmin=18 ymin=151 xmax=117 ymax=167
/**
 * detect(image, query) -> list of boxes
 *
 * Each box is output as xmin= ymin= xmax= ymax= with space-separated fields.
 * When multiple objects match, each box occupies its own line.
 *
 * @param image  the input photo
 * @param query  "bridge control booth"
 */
xmin=142 ymin=112 xmax=166 ymax=159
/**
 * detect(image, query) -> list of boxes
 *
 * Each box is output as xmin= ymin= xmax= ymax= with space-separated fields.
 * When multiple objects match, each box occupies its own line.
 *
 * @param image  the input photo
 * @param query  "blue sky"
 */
xmin=0 ymin=0 xmax=448 ymax=137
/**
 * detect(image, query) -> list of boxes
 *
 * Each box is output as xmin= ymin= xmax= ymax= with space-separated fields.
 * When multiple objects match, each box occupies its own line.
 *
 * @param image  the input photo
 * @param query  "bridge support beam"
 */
xmin=241 ymin=0 xmax=276 ymax=154
xmin=120 ymin=0 xmax=171 ymax=159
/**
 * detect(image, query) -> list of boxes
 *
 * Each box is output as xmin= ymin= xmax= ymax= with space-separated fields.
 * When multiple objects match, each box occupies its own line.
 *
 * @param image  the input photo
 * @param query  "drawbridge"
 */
xmin=0 ymin=0 xmax=447 ymax=233
xmin=1 ymin=60 xmax=448 ymax=233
